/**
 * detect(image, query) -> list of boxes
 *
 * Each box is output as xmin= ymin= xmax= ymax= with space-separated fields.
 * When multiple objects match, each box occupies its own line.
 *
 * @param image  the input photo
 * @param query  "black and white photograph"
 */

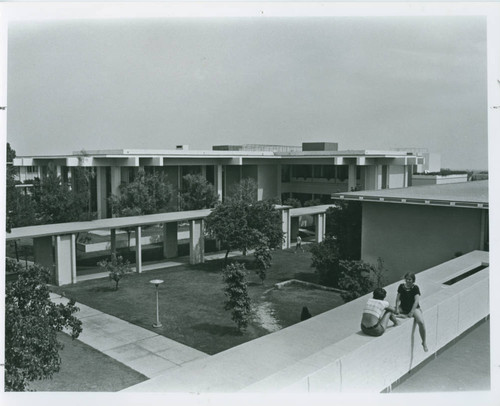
xmin=1 ymin=1 xmax=499 ymax=404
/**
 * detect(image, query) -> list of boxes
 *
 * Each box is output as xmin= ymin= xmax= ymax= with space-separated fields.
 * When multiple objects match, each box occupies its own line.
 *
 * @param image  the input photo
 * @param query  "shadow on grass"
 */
xmin=292 ymin=272 xmax=318 ymax=284
xmin=192 ymin=323 xmax=243 ymax=336
xmin=89 ymin=286 xmax=117 ymax=293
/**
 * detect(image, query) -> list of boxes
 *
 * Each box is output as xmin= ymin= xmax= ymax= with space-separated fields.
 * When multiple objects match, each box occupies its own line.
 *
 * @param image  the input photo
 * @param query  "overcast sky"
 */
xmin=7 ymin=16 xmax=487 ymax=169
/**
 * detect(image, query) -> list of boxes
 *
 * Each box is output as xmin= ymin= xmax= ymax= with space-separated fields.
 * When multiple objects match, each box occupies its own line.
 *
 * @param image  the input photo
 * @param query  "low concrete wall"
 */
xmin=125 ymin=250 xmax=489 ymax=393
xmin=412 ymin=174 xmax=468 ymax=186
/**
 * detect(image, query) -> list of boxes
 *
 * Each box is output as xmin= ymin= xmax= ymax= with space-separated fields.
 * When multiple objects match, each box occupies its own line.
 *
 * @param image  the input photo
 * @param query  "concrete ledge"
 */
xmin=124 ymin=250 xmax=489 ymax=393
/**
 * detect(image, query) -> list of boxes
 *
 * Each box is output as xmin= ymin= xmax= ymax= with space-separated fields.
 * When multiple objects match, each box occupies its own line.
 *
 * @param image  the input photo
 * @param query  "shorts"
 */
xmin=361 ymin=322 xmax=385 ymax=337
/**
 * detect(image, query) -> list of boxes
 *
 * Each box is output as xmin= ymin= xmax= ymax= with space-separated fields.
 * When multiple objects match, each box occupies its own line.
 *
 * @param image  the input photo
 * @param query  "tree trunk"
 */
xmin=14 ymin=240 xmax=19 ymax=262
xmin=224 ymin=249 xmax=230 ymax=266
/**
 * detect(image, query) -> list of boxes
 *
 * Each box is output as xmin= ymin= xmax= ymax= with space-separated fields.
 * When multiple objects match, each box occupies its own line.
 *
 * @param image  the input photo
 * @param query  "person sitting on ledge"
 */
xmin=361 ymin=287 xmax=399 ymax=337
xmin=395 ymin=272 xmax=428 ymax=352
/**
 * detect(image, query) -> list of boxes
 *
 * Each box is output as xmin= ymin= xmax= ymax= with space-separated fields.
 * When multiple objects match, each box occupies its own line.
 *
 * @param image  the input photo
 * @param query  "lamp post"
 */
xmin=150 ymin=279 xmax=164 ymax=328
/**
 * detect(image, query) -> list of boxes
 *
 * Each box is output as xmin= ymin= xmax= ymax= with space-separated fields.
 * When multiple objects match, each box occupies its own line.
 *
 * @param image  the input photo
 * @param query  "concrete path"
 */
xmin=50 ymin=293 xmax=209 ymax=379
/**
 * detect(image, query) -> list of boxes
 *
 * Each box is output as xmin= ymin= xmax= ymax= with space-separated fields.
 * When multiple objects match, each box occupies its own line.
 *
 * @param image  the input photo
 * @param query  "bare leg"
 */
xmin=413 ymin=308 xmax=428 ymax=351
xmin=389 ymin=313 xmax=400 ymax=326
xmin=380 ymin=311 xmax=393 ymax=329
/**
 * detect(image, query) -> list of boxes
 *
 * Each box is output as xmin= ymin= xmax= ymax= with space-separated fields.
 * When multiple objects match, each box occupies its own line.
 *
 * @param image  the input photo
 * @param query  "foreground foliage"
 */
xmin=5 ymin=260 xmax=83 ymax=391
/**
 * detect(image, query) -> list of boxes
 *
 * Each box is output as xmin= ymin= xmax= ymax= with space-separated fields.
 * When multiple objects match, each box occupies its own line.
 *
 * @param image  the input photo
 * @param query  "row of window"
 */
xmin=281 ymin=165 xmax=361 ymax=183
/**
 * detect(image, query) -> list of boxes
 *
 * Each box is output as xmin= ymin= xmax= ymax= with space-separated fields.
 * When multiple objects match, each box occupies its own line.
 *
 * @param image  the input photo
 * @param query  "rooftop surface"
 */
xmin=124 ymin=251 xmax=489 ymax=393
xmin=334 ymin=180 xmax=488 ymax=208
xmin=13 ymin=148 xmax=420 ymax=160
xmin=5 ymin=205 xmax=333 ymax=240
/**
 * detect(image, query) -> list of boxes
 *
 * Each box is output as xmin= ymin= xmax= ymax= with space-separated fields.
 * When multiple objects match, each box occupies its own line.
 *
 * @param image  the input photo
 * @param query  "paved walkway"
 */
xmin=50 ymin=293 xmax=209 ymax=379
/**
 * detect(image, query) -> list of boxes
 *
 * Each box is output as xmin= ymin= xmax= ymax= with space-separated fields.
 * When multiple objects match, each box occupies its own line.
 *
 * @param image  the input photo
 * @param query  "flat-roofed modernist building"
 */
xmin=13 ymin=142 xmax=424 ymax=219
xmin=333 ymin=180 xmax=489 ymax=284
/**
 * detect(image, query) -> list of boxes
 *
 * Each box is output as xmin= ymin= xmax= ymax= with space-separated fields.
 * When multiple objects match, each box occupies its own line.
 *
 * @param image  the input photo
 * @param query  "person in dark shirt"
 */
xmin=395 ymin=272 xmax=428 ymax=352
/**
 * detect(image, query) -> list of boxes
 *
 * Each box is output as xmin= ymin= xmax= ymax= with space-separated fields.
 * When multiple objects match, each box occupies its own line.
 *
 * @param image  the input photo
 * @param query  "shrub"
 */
xmin=98 ymin=254 xmax=131 ymax=290
xmin=338 ymin=260 xmax=378 ymax=302
xmin=309 ymin=236 xmax=341 ymax=287
xmin=254 ymin=240 xmax=272 ymax=284
xmin=300 ymin=306 xmax=312 ymax=321
xmin=221 ymin=262 xmax=252 ymax=331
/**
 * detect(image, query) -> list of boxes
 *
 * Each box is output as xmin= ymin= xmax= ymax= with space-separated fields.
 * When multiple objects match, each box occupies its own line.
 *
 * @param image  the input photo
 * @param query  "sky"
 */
xmin=5 ymin=12 xmax=489 ymax=170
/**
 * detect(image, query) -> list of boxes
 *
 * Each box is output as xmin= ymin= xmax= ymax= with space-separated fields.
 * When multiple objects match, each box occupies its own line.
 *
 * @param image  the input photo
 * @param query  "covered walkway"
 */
xmin=6 ymin=205 xmax=334 ymax=286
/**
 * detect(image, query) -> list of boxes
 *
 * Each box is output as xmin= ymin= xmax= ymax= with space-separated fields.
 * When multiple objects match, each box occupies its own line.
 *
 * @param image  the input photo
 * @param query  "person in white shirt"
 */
xmin=361 ymin=287 xmax=399 ymax=337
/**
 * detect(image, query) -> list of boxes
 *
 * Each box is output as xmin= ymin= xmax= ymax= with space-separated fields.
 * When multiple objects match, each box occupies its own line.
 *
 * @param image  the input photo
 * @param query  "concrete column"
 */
xmin=110 ymin=229 xmax=117 ymax=254
xmin=56 ymin=165 xmax=62 ymax=178
xmin=96 ymin=167 xmax=107 ymax=219
xmin=276 ymin=164 xmax=282 ymax=199
xmin=480 ymin=210 xmax=488 ymax=250
xmin=291 ymin=216 xmax=300 ymax=246
xmin=404 ymin=165 xmax=410 ymax=187
xmin=315 ymin=212 xmax=326 ymax=243
xmin=110 ymin=166 xmax=122 ymax=200
xmin=216 ymin=164 xmax=223 ymax=201
xmin=201 ymin=165 xmax=207 ymax=178
xmin=163 ymin=222 xmax=178 ymax=258
xmin=281 ymin=207 xmax=291 ymax=249
xmin=189 ymin=219 xmax=205 ymax=264
xmin=33 ymin=236 xmax=54 ymax=271
xmin=54 ymin=234 xmax=77 ymax=286
xmin=348 ymin=164 xmax=357 ymax=191
xmin=135 ymin=226 xmax=142 ymax=273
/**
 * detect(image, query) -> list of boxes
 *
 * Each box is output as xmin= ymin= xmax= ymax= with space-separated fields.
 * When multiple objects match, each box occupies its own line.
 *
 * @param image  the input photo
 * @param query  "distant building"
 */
xmin=13 ymin=142 xmax=424 ymax=219
xmin=333 ymin=180 xmax=488 ymax=283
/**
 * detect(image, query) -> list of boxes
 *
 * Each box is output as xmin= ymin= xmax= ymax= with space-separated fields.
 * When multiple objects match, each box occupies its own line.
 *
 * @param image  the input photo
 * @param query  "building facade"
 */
xmin=333 ymin=181 xmax=489 ymax=284
xmin=13 ymin=142 xmax=424 ymax=219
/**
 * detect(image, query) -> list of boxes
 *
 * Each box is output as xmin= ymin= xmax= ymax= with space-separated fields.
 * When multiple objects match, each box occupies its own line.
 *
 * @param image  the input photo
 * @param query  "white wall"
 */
xmin=361 ymin=202 xmax=485 ymax=283
xmin=257 ymin=165 xmax=278 ymax=200
xmin=388 ymin=165 xmax=406 ymax=188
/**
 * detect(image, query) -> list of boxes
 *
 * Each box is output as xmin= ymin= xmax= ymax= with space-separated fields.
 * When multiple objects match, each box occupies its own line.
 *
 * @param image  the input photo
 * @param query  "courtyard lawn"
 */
xmin=27 ymin=333 xmax=147 ymax=392
xmin=51 ymin=247 xmax=345 ymax=355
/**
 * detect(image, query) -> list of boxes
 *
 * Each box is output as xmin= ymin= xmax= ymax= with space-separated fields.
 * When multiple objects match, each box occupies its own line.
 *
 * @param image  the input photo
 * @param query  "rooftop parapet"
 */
xmin=124 ymin=250 xmax=489 ymax=393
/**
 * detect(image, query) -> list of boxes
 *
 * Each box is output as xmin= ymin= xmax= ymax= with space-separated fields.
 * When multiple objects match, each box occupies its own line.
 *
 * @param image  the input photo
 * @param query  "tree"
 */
xmin=75 ymin=150 xmax=97 ymax=219
xmin=97 ymin=253 xmax=131 ymax=290
xmin=108 ymin=169 xmax=173 ymax=216
xmin=205 ymin=199 xmax=253 ymax=263
xmin=6 ymin=144 xmax=37 ymax=232
xmin=5 ymin=260 xmax=83 ymax=391
xmin=228 ymin=177 xmax=258 ymax=203
xmin=309 ymin=236 xmax=341 ymax=287
xmin=283 ymin=197 xmax=302 ymax=208
xmin=221 ymin=262 xmax=252 ymax=331
xmin=325 ymin=201 xmax=362 ymax=260
xmin=31 ymin=166 xmax=91 ymax=224
xmin=337 ymin=260 xmax=379 ymax=303
xmin=304 ymin=198 xmax=321 ymax=207
xmin=178 ymin=173 xmax=219 ymax=210
xmin=205 ymin=182 xmax=284 ymax=264
xmin=253 ymin=237 xmax=272 ymax=284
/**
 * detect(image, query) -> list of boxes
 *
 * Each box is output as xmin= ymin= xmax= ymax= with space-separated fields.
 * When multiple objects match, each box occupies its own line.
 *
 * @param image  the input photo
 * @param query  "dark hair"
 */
xmin=373 ymin=287 xmax=387 ymax=300
xmin=404 ymin=272 xmax=416 ymax=283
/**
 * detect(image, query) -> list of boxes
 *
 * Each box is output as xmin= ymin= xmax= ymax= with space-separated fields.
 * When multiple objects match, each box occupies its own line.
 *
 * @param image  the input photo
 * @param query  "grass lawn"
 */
xmin=27 ymin=333 xmax=147 ymax=392
xmin=51 ymin=247 xmax=345 ymax=355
